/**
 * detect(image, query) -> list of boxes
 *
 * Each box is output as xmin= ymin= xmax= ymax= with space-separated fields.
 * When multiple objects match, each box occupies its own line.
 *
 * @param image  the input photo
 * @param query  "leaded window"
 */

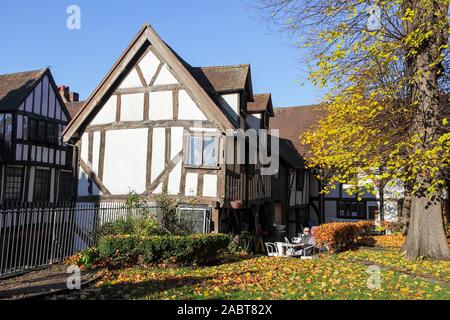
xmin=33 ymin=169 xmax=50 ymax=202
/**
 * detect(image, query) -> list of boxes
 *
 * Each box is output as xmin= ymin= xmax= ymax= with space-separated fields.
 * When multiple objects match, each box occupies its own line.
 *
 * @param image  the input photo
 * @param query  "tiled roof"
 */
xmin=65 ymin=101 xmax=85 ymax=118
xmin=247 ymin=93 xmax=274 ymax=116
xmin=270 ymin=105 xmax=327 ymax=160
xmin=190 ymin=64 xmax=250 ymax=94
xmin=0 ymin=69 xmax=46 ymax=111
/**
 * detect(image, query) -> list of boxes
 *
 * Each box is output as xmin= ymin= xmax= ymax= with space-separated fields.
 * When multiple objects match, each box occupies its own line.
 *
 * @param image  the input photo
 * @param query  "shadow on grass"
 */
xmin=58 ymin=275 xmax=215 ymax=300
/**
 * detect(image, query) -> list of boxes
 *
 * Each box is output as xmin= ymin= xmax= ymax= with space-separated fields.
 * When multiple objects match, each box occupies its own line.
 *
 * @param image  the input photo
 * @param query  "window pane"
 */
xmin=58 ymin=172 xmax=73 ymax=201
xmin=38 ymin=121 xmax=46 ymax=143
xmin=47 ymin=123 xmax=55 ymax=144
xmin=203 ymin=136 xmax=217 ymax=166
xmin=33 ymin=169 xmax=50 ymax=202
xmin=4 ymin=167 xmax=23 ymax=202
xmin=188 ymin=136 xmax=202 ymax=166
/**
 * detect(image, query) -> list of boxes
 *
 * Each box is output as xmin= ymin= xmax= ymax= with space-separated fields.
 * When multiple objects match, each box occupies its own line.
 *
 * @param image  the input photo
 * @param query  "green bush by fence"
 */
xmin=98 ymin=233 xmax=230 ymax=266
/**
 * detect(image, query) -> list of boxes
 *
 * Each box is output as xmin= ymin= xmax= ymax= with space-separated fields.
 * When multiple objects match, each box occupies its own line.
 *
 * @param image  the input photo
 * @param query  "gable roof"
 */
xmin=0 ymin=69 xmax=47 ymax=112
xmin=247 ymin=93 xmax=274 ymax=116
xmin=63 ymin=24 xmax=238 ymax=142
xmin=270 ymin=105 xmax=327 ymax=160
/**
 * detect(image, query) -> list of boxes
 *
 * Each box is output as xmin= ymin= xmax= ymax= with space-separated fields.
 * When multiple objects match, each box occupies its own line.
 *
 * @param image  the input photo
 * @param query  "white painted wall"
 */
xmin=138 ymin=50 xmax=161 ymax=85
xmin=168 ymin=162 xmax=182 ymax=195
xmin=121 ymin=93 xmax=144 ymax=121
xmin=150 ymin=128 xmax=166 ymax=183
xmin=203 ymin=174 xmax=217 ymax=197
xmin=119 ymin=68 xmax=143 ymax=89
xmin=102 ymin=129 xmax=148 ymax=194
xmin=91 ymin=96 xmax=117 ymax=125
xmin=153 ymin=64 xmax=178 ymax=85
xmin=149 ymin=91 xmax=173 ymax=120
xmin=185 ymin=172 xmax=198 ymax=196
xmin=218 ymin=93 xmax=239 ymax=122
xmin=178 ymin=90 xmax=207 ymax=120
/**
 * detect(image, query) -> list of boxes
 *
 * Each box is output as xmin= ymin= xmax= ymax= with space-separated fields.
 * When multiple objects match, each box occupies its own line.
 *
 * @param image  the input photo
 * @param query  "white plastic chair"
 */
xmin=265 ymin=242 xmax=279 ymax=257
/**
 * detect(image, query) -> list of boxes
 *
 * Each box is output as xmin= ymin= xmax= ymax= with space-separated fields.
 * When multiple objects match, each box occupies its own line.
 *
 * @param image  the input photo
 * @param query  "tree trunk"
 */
xmin=400 ymin=0 xmax=450 ymax=260
xmin=401 ymin=191 xmax=412 ymax=235
xmin=402 ymin=193 xmax=449 ymax=260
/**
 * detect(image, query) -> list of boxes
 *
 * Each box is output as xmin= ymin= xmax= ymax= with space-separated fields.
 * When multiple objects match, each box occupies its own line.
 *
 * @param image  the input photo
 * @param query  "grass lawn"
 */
xmin=59 ymin=236 xmax=450 ymax=300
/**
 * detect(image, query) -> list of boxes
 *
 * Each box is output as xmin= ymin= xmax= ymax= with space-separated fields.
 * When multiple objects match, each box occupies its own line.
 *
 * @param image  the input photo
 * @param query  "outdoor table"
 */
xmin=275 ymin=242 xmax=305 ymax=257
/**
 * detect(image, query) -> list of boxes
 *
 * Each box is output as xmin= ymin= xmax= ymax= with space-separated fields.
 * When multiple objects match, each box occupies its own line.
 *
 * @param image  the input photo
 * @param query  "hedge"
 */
xmin=98 ymin=233 xmax=230 ymax=266
xmin=314 ymin=221 xmax=373 ymax=253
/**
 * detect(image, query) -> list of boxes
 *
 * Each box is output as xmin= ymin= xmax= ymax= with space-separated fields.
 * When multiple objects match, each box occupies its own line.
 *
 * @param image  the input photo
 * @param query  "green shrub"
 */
xmin=98 ymin=235 xmax=141 ymax=264
xmin=98 ymin=233 xmax=230 ymax=266
xmin=95 ymin=216 xmax=167 ymax=240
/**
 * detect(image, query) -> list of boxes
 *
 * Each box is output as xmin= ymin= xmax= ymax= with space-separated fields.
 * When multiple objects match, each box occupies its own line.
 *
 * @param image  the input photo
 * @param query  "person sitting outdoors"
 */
xmin=300 ymin=227 xmax=312 ymax=244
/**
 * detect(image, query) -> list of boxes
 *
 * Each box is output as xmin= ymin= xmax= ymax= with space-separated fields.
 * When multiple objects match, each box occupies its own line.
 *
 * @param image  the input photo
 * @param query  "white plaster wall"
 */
xmin=17 ymin=115 xmax=23 ymax=139
xmin=121 ymin=93 xmax=144 ymax=122
xmin=34 ymin=81 xmax=42 ymax=114
xmin=178 ymin=90 xmax=207 ymax=120
xmin=25 ymin=93 xmax=33 ymax=113
xmin=170 ymin=127 xmax=184 ymax=158
xmin=48 ymin=86 xmax=56 ymax=118
xmin=119 ymin=68 xmax=143 ymax=89
xmin=23 ymin=145 xmax=28 ymax=161
xmin=185 ymin=173 xmax=198 ymax=196
xmin=15 ymin=144 xmax=22 ymax=161
xmin=219 ymin=93 xmax=239 ymax=122
xmin=149 ymin=91 xmax=173 ymax=120
xmin=36 ymin=146 xmax=42 ymax=162
xmin=92 ymin=132 xmax=101 ymax=174
xmin=92 ymin=96 xmax=117 ymax=125
xmin=43 ymin=147 xmax=49 ymax=163
xmin=80 ymin=133 xmax=89 ymax=163
xmin=153 ymin=64 xmax=178 ymax=85
xmin=78 ymin=170 xmax=89 ymax=196
xmin=138 ymin=50 xmax=161 ymax=85
xmin=42 ymin=76 xmax=49 ymax=117
xmin=203 ymin=174 xmax=217 ymax=197
xmin=103 ymin=129 xmax=148 ymax=194
xmin=168 ymin=162 xmax=182 ymax=195
xmin=151 ymin=128 xmax=166 ymax=183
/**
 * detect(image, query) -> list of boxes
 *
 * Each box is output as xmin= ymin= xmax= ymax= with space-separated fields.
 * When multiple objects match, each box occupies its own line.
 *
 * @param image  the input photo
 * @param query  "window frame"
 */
xmin=3 ymin=166 xmax=24 ymax=202
xmin=184 ymin=132 xmax=220 ymax=168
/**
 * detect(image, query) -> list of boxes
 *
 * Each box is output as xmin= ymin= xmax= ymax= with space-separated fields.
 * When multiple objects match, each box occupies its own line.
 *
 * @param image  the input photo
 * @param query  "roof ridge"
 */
xmin=0 ymin=68 xmax=47 ymax=78
xmin=196 ymin=64 xmax=250 ymax=70
xmin=274 ymin=104 xmax=323 ymax=110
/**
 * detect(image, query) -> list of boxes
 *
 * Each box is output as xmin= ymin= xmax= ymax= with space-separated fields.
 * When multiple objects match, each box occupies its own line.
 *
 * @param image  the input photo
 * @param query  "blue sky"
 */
xmin=0 ymin=1 xmax=323 ymax=107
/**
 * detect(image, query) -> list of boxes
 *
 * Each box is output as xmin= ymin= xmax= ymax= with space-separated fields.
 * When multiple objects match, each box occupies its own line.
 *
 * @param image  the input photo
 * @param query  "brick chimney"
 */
xmin=58 ymin=85 xmax=79 ymax=103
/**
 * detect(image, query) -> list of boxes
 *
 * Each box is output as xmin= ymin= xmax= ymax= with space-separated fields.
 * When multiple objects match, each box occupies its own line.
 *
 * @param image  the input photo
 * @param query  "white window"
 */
xmin=186 ymin=134 xmax=219 ymax=167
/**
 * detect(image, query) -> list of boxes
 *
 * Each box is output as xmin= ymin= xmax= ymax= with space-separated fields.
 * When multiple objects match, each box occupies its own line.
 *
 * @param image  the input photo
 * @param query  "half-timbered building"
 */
xmin=271 ymin=105 xmax=405 ymax=225
xmin=0 ymin=69 xmax=75 ymax=204
xmin=62 ymin=24 xmax=309 ymax=235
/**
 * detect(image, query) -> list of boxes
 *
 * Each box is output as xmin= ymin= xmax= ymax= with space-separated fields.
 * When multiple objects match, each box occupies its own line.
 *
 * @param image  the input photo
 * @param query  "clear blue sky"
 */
xmin=0 ymin=0 xmax=323 ymax=107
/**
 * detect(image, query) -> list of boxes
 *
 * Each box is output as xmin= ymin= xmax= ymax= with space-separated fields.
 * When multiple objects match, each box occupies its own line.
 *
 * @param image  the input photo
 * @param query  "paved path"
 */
xmin=0 ymin=265 xmax=100 ymax=300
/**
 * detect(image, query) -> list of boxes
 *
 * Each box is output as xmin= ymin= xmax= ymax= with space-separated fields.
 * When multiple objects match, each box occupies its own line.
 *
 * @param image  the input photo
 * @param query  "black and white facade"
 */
xmin=0 ymin=69 xmax=75 ymax=204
